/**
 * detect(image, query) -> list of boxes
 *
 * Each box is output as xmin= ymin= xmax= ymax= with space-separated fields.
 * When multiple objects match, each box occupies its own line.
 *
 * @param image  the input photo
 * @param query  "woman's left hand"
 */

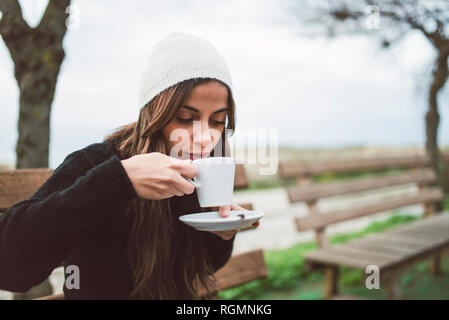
xmin=209 ymin=203 xmax=260 ymax=240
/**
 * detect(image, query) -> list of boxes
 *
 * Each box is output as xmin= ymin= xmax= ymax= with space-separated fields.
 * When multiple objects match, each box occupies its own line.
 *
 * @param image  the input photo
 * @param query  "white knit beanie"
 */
xmin=138 ymin=32 xmax=233 ymax=109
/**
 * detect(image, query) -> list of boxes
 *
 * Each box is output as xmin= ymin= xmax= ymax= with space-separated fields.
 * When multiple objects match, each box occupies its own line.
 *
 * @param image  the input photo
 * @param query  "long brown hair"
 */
xmin=103 ymin=78 xmax=236 ymax=299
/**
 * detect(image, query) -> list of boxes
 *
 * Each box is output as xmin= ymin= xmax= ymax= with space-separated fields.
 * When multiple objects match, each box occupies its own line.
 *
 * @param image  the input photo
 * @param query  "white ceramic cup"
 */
xmin=186 ymin=157 xmax=235 ymax=207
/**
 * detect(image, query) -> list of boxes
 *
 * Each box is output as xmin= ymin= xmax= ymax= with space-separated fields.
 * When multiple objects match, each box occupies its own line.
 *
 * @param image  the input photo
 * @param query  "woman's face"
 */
xmin=163 ymin=80 xmax=229 ymax=160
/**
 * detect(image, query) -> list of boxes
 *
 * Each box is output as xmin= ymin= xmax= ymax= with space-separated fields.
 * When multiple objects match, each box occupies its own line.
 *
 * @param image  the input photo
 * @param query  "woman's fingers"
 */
xmin=209 ymin=221 xmax=261 ymax=240
xmin=218 ymin=203 xmax=244 ymax=218
xmin=229 ymin=203 xmax=245 ymax=211
xmin=172 ymin=185 xmax=186 ymax=197
xmin=173 ymin=173 xmax=195 ymax=195
xmin=121 ymin=153 xmax=199 ymax=200
xmin=219 ymin=205 xmax=231 ymax=218
xmin=176 ymin=158 xmax=198 ymax=179
xmin=248 ymin=220 xmax=260 ymax=229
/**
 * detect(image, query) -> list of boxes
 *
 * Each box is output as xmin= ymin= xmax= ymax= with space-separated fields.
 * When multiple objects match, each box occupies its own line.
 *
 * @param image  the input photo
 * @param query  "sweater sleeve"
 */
xmin=0 ymin=149 xmax=138 ymax=292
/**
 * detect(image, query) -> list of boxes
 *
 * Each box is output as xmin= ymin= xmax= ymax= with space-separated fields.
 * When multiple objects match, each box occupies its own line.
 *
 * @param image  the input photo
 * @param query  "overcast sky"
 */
xmin=1 ymin=0 xmax=448 ymax=168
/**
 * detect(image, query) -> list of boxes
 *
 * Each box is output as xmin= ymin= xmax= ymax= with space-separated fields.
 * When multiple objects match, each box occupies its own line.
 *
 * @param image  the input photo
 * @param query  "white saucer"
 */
xmin=179 ymin=210 xmax=264 ymax=231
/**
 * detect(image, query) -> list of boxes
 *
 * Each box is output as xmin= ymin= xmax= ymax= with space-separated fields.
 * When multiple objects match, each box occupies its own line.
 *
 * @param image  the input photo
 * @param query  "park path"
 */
xmin=0 ymin=184 xmax=423 ymax=299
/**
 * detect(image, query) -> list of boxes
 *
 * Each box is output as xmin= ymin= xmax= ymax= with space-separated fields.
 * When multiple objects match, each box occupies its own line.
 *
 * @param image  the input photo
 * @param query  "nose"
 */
xmin=192 ymin=120 xmax=213 ymax=150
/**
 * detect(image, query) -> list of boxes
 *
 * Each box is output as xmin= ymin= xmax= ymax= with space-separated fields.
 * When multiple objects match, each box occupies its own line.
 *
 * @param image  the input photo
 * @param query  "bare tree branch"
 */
xmin=37 ymin=0 xmax=70 ymax=43
xmin=0 ymin=0 xmax=30 ymax=50
xmin=289 ymin=0 xmax=449 ymax=197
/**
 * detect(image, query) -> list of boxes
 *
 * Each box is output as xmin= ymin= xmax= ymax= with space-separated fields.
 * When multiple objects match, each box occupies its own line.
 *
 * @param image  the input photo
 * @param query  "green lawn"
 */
xmin=218 ymin=198 xmax=449 ymax=300
xmin=248 ymin=257 xmax=449 ymax=300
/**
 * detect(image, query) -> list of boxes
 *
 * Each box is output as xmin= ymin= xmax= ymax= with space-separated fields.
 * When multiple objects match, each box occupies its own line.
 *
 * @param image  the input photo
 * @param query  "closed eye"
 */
xmin=211 ymin=120 xmax=225 ymax=126
xmin=176 ymin=117 xmax=225 ymax=126
xmin=177 ymin=117 xmax=193 ymax=124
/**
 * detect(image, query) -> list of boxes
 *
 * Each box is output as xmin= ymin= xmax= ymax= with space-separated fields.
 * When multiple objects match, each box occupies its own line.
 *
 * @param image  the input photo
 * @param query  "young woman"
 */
xmin=0 ymin=32 xmax=259 ymax=299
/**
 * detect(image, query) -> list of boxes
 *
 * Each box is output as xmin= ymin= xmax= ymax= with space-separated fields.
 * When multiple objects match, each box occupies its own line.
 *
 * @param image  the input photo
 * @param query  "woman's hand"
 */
xmin=209 ymin=203 xmax=261 ymax=240
xmin=121 ymin=152 xmax=198 ymax=200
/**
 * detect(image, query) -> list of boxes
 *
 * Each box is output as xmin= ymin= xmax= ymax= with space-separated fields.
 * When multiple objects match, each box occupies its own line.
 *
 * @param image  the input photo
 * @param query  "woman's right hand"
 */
xmin=120 ymin=152 xmax=197 ymax=200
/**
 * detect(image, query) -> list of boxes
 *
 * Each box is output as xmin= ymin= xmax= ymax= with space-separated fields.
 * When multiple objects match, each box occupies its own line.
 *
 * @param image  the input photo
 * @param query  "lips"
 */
xmin=180 ymin=150 xmax=210 ymax=160
xmin=189 ymin=153 xmax=209 ymax=160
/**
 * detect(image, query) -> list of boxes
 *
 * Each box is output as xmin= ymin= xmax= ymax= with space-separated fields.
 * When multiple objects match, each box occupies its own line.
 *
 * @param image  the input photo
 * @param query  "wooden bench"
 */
xmin=279 ymin=153 xmax=449 ymax=300
xmin=0 ymin=163 xmax=267 ymax=300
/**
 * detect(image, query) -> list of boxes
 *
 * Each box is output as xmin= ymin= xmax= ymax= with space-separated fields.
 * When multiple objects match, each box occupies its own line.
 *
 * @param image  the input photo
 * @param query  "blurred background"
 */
xmin=1 ymin=0 xmax=448 ymax=168
xmin=1 ymin=0 xmax=449 ymax=300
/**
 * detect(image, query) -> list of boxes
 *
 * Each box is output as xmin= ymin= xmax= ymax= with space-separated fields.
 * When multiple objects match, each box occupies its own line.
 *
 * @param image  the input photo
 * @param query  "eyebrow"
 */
xmin=182 ymin=105 xmax=228 ymax=115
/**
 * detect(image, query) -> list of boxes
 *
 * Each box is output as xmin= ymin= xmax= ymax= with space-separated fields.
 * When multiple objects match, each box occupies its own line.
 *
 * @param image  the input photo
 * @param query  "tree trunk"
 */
xmin=13 ymin=86 xmax=55 ymax=299
xmin=426 ymin=52 xmax=449 ymax=211
xmin=15 ymin=64 xmax=58 ymax=169
xmin=0 ymin=0 xmax=70 ymax=299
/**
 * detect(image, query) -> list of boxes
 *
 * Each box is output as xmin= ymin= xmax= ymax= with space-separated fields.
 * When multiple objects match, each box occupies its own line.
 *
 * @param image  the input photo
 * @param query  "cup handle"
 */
xmin=183 ymin=176 xmax=201 ymax=188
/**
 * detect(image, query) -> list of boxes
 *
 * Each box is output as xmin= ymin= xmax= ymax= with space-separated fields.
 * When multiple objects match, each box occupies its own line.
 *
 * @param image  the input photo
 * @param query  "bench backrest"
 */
xmin=233 ymin=164 xmax=253 ymax=212
xmin=196 ymin=249 xmax=267 ymax=299
xmin=279 ymin=153 xmax=449 ymax=248
xmin=279 ymin=153 xmax=449 ymax=179
xmin=0 ymin=168 xmax=52 ymax=211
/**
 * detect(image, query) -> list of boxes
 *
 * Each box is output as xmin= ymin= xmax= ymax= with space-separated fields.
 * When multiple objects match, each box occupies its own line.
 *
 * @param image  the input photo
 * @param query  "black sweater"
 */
xmin=0 ymin=142 xmax=235 ymax=299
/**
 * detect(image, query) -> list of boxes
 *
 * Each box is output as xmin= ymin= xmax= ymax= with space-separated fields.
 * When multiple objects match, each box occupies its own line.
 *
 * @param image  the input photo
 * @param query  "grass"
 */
xmin=218 ymin=201 xmax=449 ymax=300
xmin=220 ymin=257 xmax=449 ymax=300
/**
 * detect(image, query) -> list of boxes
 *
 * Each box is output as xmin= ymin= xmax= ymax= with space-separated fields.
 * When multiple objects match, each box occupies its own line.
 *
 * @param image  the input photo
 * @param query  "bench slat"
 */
xmin=341 ymin=240 xmax=416 ymax=257
xmin=396 ymin=216 xmax=449 ymax=230
xmin=380 ymin=213 xmax=449 ymax=235
xmin=0 ymin=169 xmax=53 ymax=211
xmin=305 ymin=247 xmax=393 ymax=269
xmin=386 ymin=228 xmax=449 ymax=244
xmin=369 ymin=215 xmax=449 ymax=273
xmin=196 ymin=249 xmax=267 ymax=298
xmin=348 ymin=234 xmax=431 ymax=251
xmin=279 ymin=153 xmax=449 ymax=178
xmin=306 ymin=213 xmax=449 ymax=272
xmin=214 ymin=249 xmax=267 ymax=291
xmin=287 ymin=169 xmax=436 ymax=203
xmin=234 ymin=164 xmax=249 ymax=189
xmin=296 ymin=188 xmax=444 ymax=231
xmin=380 ymin=214 xmax=449 ymax=239
xmin=395 ymin=226 xmax=449 ymax=238
xmin=338 ymin=221 xmax=449 ymax=257
xmin=312 ymin=245 xmax=401 ymax=263
xmin=369 ymin=233 xmax=447 ymax=248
